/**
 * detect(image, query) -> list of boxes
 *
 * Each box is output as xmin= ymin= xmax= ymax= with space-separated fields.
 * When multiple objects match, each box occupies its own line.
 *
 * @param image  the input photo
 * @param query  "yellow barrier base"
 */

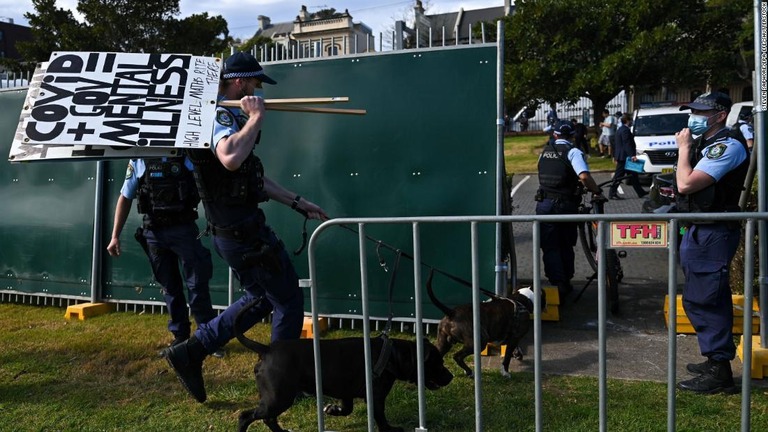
xmin=64 ymin=302 xmax=115 ymax=321
xmin=541 ymin=286 xmax=560 ymax=322
xmin=482 ymin=343 xmax=507 ymax=357
xmin=300 ymin=316 xmax=329 ymax=339
xmin=737 ymin=336 xmax=768 ymax=379
xmin=664 ymin=295 xmax=759 ymax=335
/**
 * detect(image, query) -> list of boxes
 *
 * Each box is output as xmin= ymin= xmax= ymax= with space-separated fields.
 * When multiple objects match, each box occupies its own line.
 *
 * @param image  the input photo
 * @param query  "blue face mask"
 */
xmin=253 ymin=88 xmax=264 ymax=99
xmin=687 ymin=112 xmax=717 ymax=135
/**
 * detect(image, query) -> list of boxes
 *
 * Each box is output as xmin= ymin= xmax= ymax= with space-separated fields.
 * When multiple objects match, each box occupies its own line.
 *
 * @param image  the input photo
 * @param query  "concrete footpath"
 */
xmin=479 ymin=171 xmax=766 ymax=387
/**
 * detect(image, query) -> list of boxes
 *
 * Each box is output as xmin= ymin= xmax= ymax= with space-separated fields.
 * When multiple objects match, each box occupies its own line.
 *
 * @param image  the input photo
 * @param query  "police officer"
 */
xmin=162 ymin=51 xmax=328 ymax=403
xmin=673 ymin=92 xmax=749 ymax=394
xmin=107 ymin=156 xmax=218 ymax=352
xmin=733 ymin=111 xmax=754 ymax=150
xmin=536 ymin=121 xmax=604 ymax=297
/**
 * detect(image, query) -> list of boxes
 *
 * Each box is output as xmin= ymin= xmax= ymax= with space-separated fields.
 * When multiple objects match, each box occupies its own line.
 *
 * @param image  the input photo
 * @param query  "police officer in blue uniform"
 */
xmin=536 ymin=121 xmax=604 ymax=297
xmin=107 ymin=156 xmax=217 ymax=351
xmin=733 ymin=111 xmax=754 ymax=151
xmin=162 ymin=51 xmax=328 ymax=403
xmin=673 ymin=92 xmax=749 ymax=394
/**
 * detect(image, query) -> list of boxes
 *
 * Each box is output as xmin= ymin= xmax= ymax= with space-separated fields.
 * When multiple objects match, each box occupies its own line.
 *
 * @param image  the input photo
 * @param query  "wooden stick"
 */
xmin=265 ymin=104 xmax=367 ymax=115
xmin=218 ymin=97 xmax=349 ymax=108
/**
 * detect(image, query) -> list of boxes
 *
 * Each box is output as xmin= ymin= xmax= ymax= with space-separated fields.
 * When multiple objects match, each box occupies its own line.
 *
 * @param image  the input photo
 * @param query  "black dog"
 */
xmin=234 ymin=300 xmax=453 ymax=432
xmin=426 ymin=274 xmax=542 ymax=378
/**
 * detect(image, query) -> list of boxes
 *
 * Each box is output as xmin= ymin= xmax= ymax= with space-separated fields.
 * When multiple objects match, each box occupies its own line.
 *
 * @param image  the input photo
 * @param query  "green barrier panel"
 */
xmin=0 ymin=88 xmax=95 ymax=297
xmin=256 ymin=45 xmax=499 ymax=320
xmin=0 ymin=44 xmax=501 ymax=321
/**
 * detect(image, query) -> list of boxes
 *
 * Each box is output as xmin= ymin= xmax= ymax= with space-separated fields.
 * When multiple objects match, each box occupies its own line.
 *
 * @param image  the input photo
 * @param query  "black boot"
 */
xmin=557 ymin=281 xmax=573 ymax=298
xmin=686 ymin=358 xmax=711 ymax=376
xmin=677 ymin=359 xmax=737 ymax=394
xmin=157 ymin=333 xmax=189 ymax=358
xmin=162 ymin=336 xmax=208 ymax=402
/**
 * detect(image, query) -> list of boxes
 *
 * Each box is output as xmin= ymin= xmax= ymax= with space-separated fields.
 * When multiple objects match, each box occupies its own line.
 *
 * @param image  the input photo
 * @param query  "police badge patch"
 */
xmin=125 ymin=163 xmax=134 ymax=179
xmin=216 ymin=110 xmax=234 ymax=127
xmin=707 ymin=143 xmax=727 ymax=159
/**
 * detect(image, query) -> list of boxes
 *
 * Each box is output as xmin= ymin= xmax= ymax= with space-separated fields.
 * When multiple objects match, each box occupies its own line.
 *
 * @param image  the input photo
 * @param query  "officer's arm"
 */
xmin=675 ymin=128 xmax=715 ymax=194
xmin=216 ymin=96 xmax=265 ymax=171
xmin=107 ymin=195 xmax=133 ymax=257
xmin=262 ymin=176 xmax=329 ymax=221
xmin=579 ymin=172 xmax=603 ymax=195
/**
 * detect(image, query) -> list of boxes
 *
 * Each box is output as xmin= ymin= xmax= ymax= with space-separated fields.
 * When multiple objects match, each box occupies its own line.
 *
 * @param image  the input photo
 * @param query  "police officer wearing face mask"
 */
xmin=107 ymin=155 xmax=219 ymax=354
xmin=535 ymin=121 xmax=604 ymax=297
xmin=673 ymin=91 xmax=749 ymax=394
xmin=162 ymin=51 xmax=329 ymax=403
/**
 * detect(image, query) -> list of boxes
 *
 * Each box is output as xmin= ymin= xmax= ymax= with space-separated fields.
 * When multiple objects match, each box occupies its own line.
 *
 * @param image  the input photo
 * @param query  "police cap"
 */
xmin=680 ymin=91 xmax=731 ymax=112
xmin=221 ymin=52 xmax=277 ymax=84
xmin=552 ymin=120 xmax=574 ymax=137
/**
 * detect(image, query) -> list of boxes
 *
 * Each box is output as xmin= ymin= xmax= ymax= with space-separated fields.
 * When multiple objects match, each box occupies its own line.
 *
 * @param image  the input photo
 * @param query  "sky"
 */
xmin=1 ymin=0 xmax=508 ymax=41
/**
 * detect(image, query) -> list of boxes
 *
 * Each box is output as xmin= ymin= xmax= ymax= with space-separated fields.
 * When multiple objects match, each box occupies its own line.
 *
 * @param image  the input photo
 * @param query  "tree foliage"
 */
xmin=501 ymin=0 xmax=752 ymax=125
xmin=18 ymin=0 xmax=232 ymax=62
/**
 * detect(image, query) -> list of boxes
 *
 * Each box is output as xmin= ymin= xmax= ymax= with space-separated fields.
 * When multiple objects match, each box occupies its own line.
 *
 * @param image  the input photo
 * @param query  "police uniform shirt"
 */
xmin=692 ymin=129 xmax=748 ymax=181
xmin=552 ymin=138 xmax=590 ymax=175
xmin=212 ymin=105 xmax=249 ymax=151
xmin=120 ymin=158 xmax=195 ymax=200
xmin=738 ymin=121 xmax=754 ymax=142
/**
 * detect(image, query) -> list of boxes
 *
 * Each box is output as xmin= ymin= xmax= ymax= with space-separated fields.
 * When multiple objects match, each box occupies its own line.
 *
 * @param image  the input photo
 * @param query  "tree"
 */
xmin=18 ymin=0 xmax=231 ymax=61
xmin=18 ymin=0 xmax=88 ymax=62
xmin=165 ymin=13 xmax=232 ymax=56
xmin=500 ymin=0 xmax=752 ymax=127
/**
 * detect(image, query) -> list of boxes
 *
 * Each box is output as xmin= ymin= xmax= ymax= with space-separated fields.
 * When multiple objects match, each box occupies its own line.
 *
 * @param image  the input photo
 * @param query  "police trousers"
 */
xmin=141 ymin=222 xmax=215 ymax=338
xmin=194 ymin=223 xmax=304 ymax=352
xmin=535 ymin=198 xmax=579 ymax=285
xmin=680 ymin=223 xmax=741 ymax=361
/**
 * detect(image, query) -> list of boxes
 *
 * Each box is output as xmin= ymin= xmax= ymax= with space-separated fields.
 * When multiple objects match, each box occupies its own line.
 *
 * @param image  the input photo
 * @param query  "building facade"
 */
xmin=255 ymin=6 xmax=374 ymax=60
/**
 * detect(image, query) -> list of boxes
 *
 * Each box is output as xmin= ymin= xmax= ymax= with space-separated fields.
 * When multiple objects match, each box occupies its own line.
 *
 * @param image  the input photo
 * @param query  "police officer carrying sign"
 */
xmin=107 ymin=156 xmax=218 ymax=354
xmin=162 ymin=52 xmax=329 ymax=403
xmin=673 ymin=92 xmax=749 ymax=394
xmin=536 ymin=121 xmax=604 ymax=297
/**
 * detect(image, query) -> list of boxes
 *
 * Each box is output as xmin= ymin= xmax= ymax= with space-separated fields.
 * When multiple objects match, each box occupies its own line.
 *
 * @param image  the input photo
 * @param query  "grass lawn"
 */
xmin=1 ymin=302 xmax=767 ymax=431
xmin=504 ymin=133 xmax=617 ymax=175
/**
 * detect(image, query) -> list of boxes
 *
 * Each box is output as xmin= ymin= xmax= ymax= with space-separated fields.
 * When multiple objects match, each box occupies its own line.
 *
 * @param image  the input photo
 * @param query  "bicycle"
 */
xmin=574 ymin=178 xmax=630 ymax=315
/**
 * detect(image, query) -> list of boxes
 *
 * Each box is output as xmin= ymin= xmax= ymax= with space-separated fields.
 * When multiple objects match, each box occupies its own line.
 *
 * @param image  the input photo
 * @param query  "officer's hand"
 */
xmin=107 ymin=237 xmax=121 ymax=257
xmin=240 ymin=95 xmax=265 ymax=119
xmin=675 ymin=128 xmax=693 ymax=154
xmin=296 ymin=198 xmax=330 ymax=222
xmin=592 ymin=193 xmax=608 ymax=204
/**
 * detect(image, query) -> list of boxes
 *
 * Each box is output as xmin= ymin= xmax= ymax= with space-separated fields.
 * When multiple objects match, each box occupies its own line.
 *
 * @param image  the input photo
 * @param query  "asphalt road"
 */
xmin=487 ymin=169 xmax=761 ymax=386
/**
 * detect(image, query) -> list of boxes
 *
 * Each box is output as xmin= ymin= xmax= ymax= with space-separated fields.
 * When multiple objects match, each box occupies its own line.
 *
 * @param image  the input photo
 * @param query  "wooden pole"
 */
xmin=218 ymin=98 xmax=366 ymax=115
xmin=219 ymin=97 xmax=349 ymax=107
xmin=265 ymin=104 xmax=366 ymax=115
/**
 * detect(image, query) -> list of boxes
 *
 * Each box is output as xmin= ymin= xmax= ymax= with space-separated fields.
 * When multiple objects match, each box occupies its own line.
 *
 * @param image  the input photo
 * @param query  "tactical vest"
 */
xmin=674 ymin=129 xmax=748 ymax=213
xmin=136 ymin=157 xmax=199 ymax=226
xmin=538 ymin=142 xmax=580 ymax=199
xmin=187 ymin=145 xmax=269 ymax=228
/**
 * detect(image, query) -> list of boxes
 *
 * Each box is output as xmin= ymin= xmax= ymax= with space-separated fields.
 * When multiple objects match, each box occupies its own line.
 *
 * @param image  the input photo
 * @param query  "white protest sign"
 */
xmin=8 ymin=142 xmax=179 ymax=162
xmin=12 ymin=52 xmax=220 ymax=151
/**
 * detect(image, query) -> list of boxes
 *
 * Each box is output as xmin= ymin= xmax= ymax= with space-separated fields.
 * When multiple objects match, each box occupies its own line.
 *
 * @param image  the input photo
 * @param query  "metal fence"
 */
xmin=0 ymin=70 xmax=31 ymax=89
xmin=304 ymin=212 xmax=765 ymax=432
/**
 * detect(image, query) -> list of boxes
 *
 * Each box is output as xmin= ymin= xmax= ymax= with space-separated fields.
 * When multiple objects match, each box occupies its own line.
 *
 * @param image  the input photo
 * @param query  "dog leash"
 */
xmin=292 ymin=216 xmax=499 ymax=299
xmin=339 ymin=223 xmax=501 ymax=299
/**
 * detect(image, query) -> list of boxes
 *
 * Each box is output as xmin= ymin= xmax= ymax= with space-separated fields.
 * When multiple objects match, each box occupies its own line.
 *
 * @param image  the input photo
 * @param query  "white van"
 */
xmin=631 ymin=106 xmax=690 ymax=175
xmin=726 ymin=101 xmax=753 ymax=128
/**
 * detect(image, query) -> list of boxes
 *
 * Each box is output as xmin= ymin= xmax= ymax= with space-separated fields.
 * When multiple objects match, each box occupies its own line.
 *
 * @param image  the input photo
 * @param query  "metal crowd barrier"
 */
xmin=304 ymin=212 xmax=766 ymax=432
